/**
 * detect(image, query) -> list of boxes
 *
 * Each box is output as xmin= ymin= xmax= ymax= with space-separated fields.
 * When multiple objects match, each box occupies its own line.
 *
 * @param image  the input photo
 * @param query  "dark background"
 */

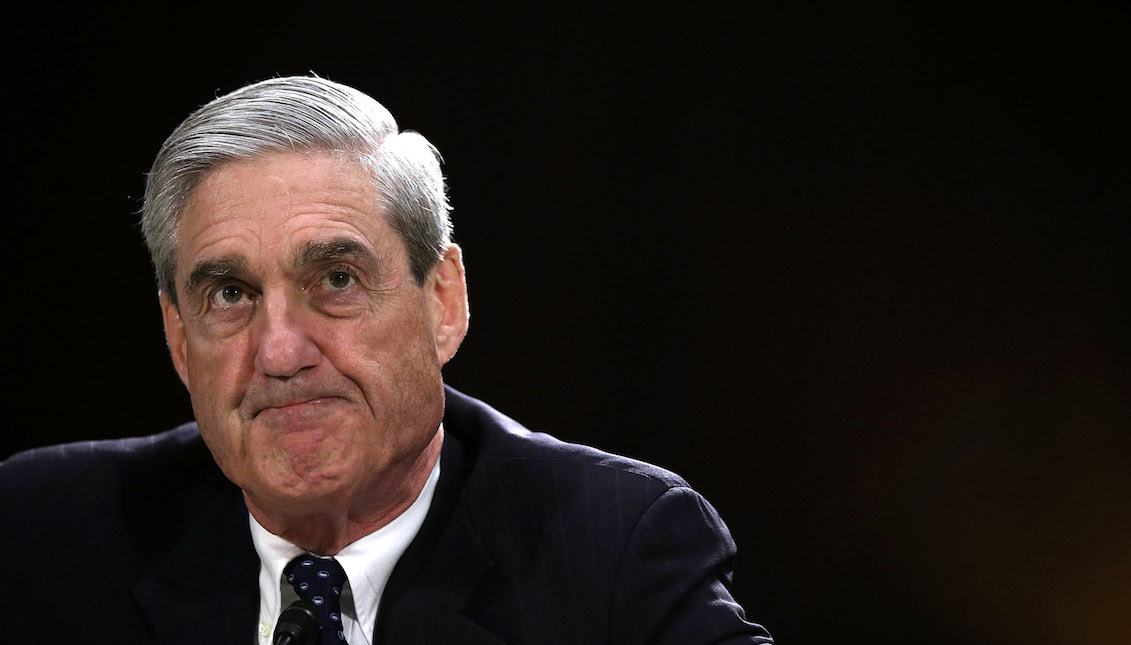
xmin=4 ymin=4 xmax=1128 ymax=643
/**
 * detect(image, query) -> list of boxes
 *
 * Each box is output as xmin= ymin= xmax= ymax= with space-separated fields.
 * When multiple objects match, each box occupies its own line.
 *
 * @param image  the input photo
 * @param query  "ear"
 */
xmin=160 ymin=291 xmax=191 ymax=388
xmin=425 ymin=244 xmax=470 ymax=365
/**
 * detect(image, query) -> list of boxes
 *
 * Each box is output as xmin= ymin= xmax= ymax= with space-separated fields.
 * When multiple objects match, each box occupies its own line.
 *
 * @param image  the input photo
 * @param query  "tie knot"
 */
xmin=285 ymin=555 xmax=349 ymax=597
xmin=283 ymin=555 xmax=349 ymax=643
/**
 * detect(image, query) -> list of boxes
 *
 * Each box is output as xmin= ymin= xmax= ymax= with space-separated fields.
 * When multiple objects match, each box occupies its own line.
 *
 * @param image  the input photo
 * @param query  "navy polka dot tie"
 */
xmin=283 ymin=555 xmax=349 ymax=644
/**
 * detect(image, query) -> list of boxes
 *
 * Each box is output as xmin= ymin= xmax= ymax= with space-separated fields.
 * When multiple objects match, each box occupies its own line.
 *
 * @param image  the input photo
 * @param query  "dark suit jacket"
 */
xmin=1 ymin=387 xmax=771 ymax=644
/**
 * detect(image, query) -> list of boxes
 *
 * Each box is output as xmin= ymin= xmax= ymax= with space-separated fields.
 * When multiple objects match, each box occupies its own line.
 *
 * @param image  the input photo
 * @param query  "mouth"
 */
xmin=252 ymin=396 xmax=345 ymax=420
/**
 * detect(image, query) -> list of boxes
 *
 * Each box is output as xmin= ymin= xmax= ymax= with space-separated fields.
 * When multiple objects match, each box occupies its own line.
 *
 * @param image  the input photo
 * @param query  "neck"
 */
xmin=246 ymin=428 xmax=443 ymax=555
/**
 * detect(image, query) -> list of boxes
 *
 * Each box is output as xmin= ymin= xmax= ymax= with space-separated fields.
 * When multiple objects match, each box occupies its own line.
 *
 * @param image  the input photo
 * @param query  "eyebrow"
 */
xmin=293 ymin=238 xmax=383 ymax=275
xmin=183 ymin=256 xmax=250 ymax=296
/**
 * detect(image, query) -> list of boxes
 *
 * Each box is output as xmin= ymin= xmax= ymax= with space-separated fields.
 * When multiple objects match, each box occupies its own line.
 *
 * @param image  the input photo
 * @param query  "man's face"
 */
xmin=160 ymin=152 xmax=467 ymax=519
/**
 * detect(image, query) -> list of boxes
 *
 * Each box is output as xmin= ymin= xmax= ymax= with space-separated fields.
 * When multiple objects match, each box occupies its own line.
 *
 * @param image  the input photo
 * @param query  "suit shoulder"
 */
xmin=1 ymin=423 xmax=207 ymax=485
xmin=1 ymin=423 xmax=232 ymax=555
xmin=445 ymin=386 xmax=689 ymax=495
xmin=0 ymin=423 xmax=227 ymax=517
xmin=437 ymin=389 xmax=770 ymax=643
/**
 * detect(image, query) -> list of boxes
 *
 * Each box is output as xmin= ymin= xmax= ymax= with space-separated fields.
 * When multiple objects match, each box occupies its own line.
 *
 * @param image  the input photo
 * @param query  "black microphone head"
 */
xmin=273 ymin=598 xmax=319 ymax=645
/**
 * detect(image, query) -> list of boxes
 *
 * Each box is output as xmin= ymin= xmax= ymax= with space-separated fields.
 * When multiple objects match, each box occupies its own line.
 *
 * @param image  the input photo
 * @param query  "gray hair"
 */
xmin=141 ymin=76 xmax=451 ymax=303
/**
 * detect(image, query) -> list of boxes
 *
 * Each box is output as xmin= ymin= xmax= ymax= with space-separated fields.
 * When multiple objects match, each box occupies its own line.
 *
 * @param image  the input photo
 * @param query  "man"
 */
xmin=0 ymin=76 xmax=772 ymax=644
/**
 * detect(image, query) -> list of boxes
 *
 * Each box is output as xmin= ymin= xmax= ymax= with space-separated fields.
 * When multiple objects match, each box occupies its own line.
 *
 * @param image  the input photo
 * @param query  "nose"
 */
xmin=253 ymin=292 xmax=322 ymax=379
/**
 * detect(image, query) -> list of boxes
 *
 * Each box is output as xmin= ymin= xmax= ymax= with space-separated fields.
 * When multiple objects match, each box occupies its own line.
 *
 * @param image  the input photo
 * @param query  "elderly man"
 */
xmin=0 ymin=76 xmax=772 ymax=644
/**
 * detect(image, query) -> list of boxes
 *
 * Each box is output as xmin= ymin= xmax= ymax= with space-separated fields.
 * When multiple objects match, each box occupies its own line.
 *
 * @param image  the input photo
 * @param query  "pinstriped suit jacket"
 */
xmin=0 ymin=387 xmax=772 ymax=644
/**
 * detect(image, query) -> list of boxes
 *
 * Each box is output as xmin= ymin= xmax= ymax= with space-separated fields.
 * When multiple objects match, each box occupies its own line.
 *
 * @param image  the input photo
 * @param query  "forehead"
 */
xmin=176 ymin=152 xmax=396 ymax=273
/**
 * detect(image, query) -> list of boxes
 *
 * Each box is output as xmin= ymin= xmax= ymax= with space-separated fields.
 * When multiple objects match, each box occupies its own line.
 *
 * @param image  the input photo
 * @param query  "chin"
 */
xmin=244 ymin=441 xmax=349 ymax=491
xmin=251 ymin=474 xmax=356 ymax=517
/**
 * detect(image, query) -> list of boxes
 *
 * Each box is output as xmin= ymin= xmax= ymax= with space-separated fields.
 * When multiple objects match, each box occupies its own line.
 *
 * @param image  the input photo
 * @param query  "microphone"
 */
xmin=273 ymin=598 xmax=319 ymax=645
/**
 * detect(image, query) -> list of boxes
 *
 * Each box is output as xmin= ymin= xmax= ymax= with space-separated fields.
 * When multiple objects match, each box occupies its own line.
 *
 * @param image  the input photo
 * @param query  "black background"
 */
xmin=3 ymin=4 xmax=1128 ymax=644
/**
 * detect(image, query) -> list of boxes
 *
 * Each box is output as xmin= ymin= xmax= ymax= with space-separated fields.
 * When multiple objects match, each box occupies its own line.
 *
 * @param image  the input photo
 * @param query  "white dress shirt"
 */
xmin=250 ymin=454 xmax=441 ymax=645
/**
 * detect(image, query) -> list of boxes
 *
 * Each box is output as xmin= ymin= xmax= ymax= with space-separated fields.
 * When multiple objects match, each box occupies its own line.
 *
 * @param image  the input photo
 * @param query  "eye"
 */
xmin=210 ymin=284 xmax=249 ymax=307
xmin=322 ymin=270 xmax=356 ymax=291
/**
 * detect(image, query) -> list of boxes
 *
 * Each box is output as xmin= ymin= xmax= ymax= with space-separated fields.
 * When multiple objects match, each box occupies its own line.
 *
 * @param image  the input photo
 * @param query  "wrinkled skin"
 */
xmin=161 ymin=151 xmax=468 ymax=553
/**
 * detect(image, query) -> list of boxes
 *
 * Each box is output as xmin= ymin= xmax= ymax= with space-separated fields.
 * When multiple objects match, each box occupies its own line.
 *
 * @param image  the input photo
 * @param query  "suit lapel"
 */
xmin=375 ymin=422 xmax=503 ymax=644
xmin=133 ymin=485 xmax=259 ymax=645
xmin=379 ymin=502 xmax=502 ymax=644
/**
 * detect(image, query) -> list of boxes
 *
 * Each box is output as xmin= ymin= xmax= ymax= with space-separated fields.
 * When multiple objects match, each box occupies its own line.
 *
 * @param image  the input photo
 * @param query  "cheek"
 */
xmin=184 ymin=335 xmax=253 ymax=421
xmin=332 ymin=315 xmax=441 ymax=415
xmin=185 ymin=345 xmax=256 ymax=480
xmin=383 ymin=331 xmax=445 ymax=425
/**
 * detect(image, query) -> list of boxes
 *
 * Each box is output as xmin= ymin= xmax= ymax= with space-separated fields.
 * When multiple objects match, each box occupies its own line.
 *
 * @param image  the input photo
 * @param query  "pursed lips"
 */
xmin=250 ymin=395 xmax=345 ymax=419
